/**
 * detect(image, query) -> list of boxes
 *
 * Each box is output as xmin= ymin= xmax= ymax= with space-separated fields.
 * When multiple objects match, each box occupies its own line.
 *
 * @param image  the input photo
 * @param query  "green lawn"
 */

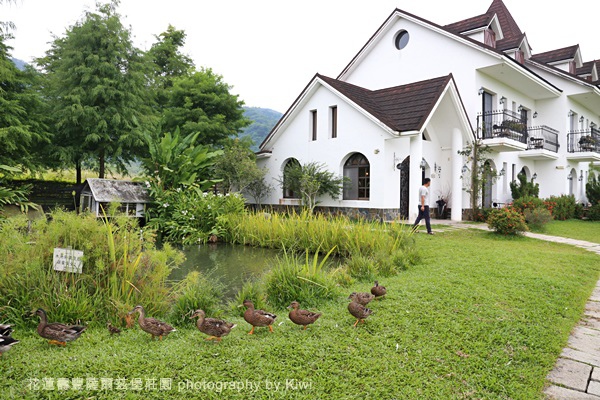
xmin=540 ymin=219 xmax=599 ymax=243
xmin=2 ymin=228 xmax=599 ymax=399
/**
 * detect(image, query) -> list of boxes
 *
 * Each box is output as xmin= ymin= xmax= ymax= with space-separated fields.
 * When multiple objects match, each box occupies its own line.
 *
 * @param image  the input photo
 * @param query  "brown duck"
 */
xmin=371 ymin=281 xmax=387 ymax=299
xmin=348 ymin=300 xmax=373 ymax=327
xmin=287 ymin=301 xmax=321 ymax=330
xmin=242 ymin=300 xmax=276 ymax=334
xmin=33 ymin=308 xmax=86 ymax=346
xmin=107 ymin=322 xmax=122 ymax=335
xmin=190 ymin=309 xmax=236 ymax=342
xmin=348 ymin=292 xmax=374 ymax=306
xmin=128 ymin=305 xmax=175 ymax=340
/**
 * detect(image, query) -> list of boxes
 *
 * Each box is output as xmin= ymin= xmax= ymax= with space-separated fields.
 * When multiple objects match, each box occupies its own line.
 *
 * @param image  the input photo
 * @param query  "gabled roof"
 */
xmin=444 ymin=13 xmax=493 ymax=35
xmin=317 ymin=74 xmax=453 ymax=132
xmin=485 ymin=0 xmax=524 ymax=50
xmin=577 ymin=61 xmax=595 ymax=76
xmin=82 ymin=178 xmax=150 ymax=203
xmin=531 ymin=45 xmax=580 ymax=64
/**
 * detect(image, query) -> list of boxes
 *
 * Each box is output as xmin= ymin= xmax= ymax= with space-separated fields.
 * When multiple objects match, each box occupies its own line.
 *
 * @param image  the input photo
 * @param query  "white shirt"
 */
xmin=419 ymin=185 xmax=430 ymax=207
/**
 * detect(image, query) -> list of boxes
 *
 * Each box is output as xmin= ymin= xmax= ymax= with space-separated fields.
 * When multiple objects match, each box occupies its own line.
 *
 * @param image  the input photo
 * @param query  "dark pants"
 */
xmin=412 ymin=206 xmax=431 ymax=233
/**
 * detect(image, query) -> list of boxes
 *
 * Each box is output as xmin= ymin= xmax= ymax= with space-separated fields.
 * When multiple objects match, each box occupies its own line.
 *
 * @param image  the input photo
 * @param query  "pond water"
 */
xmin=172 ymin=244 xmax=282 ymax=299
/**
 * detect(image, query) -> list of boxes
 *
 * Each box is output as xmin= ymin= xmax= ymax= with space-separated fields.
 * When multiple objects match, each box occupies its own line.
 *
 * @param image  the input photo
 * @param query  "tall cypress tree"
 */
xmin=38 ymin=1 xmax=157 ymax=182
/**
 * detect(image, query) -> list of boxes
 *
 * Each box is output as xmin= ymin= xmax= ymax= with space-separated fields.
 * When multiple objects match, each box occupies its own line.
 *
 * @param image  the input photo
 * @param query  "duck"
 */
xmin=348 ymin=300 xmax=373 ymax=327
xmin=189 ymin=309 xmax=236 ymax=342
xmin=242 ymin=300 xmax=276 ymax=334
xmin=33 ymin=308 xmax=87 ymax=346
xmin=348 ymin=292 xmax=375 ymax=306
xmin=0 ymin=334 xmax=18 ymax=357
xmin=0 ymin=324 xmax=13 ymax=336
xmin=287 ymin=301 xmax=321 ymax=330
xmin=107 ymin=322 xmax=122 ymax=335
xmin=127 ymin=305 xmax=176 ymax=340
xmin=370 ymin=281 xmax=387 ymax=299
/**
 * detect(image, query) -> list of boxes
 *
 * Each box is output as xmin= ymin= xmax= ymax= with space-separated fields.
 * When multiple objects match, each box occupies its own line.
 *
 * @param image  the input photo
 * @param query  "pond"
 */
xmin=172 ymin=244 xmax=282 ymax=299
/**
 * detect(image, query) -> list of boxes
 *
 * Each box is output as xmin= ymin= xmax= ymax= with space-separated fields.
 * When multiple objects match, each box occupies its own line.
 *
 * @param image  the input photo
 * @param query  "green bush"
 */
xmin=230 ymin=279 xmax=268 ymax=317
xmin=511 ymin=196 xmax=545 ymax=215
xmin=487 ymin=207 xmax=529 ymax=235
xmin=587 ymin=204 xmax=600 ymax=221
xmin=524 ymin=208 xmax=553 ymax=231
xmin=510 ymin=173 xmax=539 ymax=199
xmin=586 ymin=169 xmax=600 ymax=206
xmin=168 ymin=271 xmax=224 ymax=326
xmin=264 ymin=248 xmax=338 ymax=309
xmin=546 ymin=195 xmax=576 ymax=220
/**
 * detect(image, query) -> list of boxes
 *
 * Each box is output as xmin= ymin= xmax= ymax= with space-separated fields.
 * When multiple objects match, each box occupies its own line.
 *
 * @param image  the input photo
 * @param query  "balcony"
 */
xmin=566 ymin=128 xmax=600 ymax=162
xmin=478 ymin=110 xmax=527 ymax=151
xmin=519 ymin=125 xmax=560 ymax=161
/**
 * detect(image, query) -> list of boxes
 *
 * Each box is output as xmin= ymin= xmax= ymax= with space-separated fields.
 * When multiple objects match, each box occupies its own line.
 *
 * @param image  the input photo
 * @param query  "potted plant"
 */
xmin=579 ymin=135 xmax=596 ymax=150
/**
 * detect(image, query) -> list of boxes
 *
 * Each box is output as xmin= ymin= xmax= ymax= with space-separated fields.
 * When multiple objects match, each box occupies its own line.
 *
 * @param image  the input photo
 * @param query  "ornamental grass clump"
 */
xmin=487 ymin=207 xmax=529 ymax=235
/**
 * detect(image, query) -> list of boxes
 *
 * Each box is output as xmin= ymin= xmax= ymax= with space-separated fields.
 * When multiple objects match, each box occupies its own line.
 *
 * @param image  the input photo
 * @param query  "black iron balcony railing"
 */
xmin=527 ymin=125 xmax=559 ymax=152
xmin=478 ymin=110 xmax=528 ymax=144
xmin=567 ymin=128 xmax=600 ymax=153
xmin=477 ymin=110 xmax=559 ymax=152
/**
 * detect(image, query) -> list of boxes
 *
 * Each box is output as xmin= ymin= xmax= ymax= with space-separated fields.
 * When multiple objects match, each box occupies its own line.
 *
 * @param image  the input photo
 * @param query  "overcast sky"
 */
xmin=2 ymin=0 xmax=598 ymax=112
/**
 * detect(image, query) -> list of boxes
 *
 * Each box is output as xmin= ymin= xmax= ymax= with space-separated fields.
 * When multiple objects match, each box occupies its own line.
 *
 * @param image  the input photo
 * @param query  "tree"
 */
xmin=145 ymin=25 xmax=194 ymax=109
xmin=458 ymin=139 xmax=498 ymax=218
xmin=213 ymin=137 xmax=265 ymax=193
xmin=586 ymin=164 xmax=600 ymax=206
xmin=37 ymin=1 xmax=156 ymax=183
xmin=161 ymin=68 xmax=250 ymax=147
xmin=510 ymin=172 xmax=539 ymax=200
xmin=279 ymin=161 xmax=346 ymax=213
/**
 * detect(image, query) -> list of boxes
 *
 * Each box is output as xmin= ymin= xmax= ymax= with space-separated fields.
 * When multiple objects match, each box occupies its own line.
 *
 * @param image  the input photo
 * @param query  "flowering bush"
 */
xmin=546 ymin=195 xmax=576 ymax=220
xmin=510 ymin=196 xmax=545 ymax=215
xmin=487 ymin=207 xmax=529 ymax=235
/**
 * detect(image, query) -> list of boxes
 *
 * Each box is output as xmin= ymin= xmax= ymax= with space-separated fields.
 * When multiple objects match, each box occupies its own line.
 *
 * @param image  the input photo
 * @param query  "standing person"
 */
xmin=412 ymin=178 xmax=433 ymax=235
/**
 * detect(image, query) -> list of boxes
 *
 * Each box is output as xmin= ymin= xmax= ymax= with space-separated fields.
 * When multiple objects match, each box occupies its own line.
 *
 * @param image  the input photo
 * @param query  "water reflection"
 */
xmin=173 ymin=243 xmax=282 ymax=299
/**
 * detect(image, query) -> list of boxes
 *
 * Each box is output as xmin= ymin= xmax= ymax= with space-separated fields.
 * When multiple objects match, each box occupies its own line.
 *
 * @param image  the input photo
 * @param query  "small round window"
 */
xmin=394 ymin=30 xmax=410 ymax=50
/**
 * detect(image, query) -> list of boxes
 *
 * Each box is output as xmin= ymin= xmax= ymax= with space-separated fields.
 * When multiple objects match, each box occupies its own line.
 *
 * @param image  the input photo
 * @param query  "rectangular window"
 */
xmin=311 ymin=110 xmax=317 ymax=141
xmin=330 ymin=106 xmax=337 ymax=138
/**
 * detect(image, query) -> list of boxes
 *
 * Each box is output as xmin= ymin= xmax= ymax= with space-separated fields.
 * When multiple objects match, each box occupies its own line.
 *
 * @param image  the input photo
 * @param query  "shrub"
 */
xmin=487 ymin=207 xmax=529 ymax=235
xmin=511 ymin=196 xmax=545 ymax=215
xmin=264 ymin=247 xmax=338 ymax=309
xmin=546 ymin=195 xmax=576 ymax=220
xmin=587 ymin=204 xmax=600 ymax=221
xmin=230 ymin=279 xmax=268 ymax=317
xmin=586 ymin=169 xmax=600 ymax=205
xmin=510 ymin=173 xmax=539 ymax=199
xmin=168 ymin=271 xmax=224 ymax=326
xmin=523 ymin=208 xmax=553 ymax=231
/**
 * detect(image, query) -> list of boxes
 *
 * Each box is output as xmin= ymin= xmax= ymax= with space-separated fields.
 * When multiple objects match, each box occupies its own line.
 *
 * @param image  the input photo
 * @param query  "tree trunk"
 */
xmin=99 ymin=149 xmax=105 ymax=179
xmin=75 ymin=158 xmax=82 ymax=185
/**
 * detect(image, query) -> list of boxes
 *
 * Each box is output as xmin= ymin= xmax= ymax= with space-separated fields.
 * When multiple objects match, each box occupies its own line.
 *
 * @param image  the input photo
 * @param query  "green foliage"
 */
xmin=510 ymin=195 xmax=545 ymax=215
xmin=587 ymin=204 xmax=600 ymax=221
xmin=586 ymin=166 xmax=600 ymax=206
xmin=161 ymin=68 xmax=250 ymax=146
xmin=148 ymin=187 xmax=247 ymax=245
xmin=546 ymin=194 xmax=577 ymax=220
xmin=168 ymin=271 xmax=224 ymax=326
xmin=0 ymin=210 xmax=183 ymax=327
xmin=213 ymin=138 xmax=266 ymax=193
xmin=487 ymin=207 xmax=529 ymax=235
xmin=264 ymin=247 xmax=338 ymax=309
xmin=37 ymin=1 xmax=156 ymax=181
xmin=523 ymin=208 xmax=553 ymax=231
xmin=458 ymin=139 xmax=496 ymax=217
xmin=279 ymin=161 xmax=347 ymax=212
xmin=230 ymin=279 xmax=268 ymax=317
xmin=510 ymin=173 xmax=540 ymax=199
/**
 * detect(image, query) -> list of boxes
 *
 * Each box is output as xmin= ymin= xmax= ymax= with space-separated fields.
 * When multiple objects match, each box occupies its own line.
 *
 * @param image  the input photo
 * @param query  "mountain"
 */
xmin=240 ymin=107 xmax=282 ymax=151
xmin=11 ymin=58 xmax=27 ymax=71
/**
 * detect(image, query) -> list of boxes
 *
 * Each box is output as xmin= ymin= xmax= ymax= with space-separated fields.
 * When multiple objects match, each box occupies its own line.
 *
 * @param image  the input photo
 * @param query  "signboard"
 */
xmin=53 ymin=248 xmax=84 ymax=273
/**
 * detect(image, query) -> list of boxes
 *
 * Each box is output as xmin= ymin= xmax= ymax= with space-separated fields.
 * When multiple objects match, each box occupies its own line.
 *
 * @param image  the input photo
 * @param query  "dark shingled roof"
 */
xmin=318 ymin=74 xmax=453 ymax=132
xmin=84 ymin=178 xmax=150 ymax=203
xmin=576 ymin=60 xmax=595 ymax=75
xmin=531 ymin=45 xmax=580 ymax=64
xmin=486 ymin=0 xmax=523 ymax=50
xmin=444 ymin=14 xmax=492 ymax=34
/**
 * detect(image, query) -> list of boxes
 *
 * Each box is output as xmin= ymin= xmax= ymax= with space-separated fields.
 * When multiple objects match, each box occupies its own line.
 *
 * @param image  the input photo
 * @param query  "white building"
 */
xmin=255 ymin=0 xmax=599 ymax=221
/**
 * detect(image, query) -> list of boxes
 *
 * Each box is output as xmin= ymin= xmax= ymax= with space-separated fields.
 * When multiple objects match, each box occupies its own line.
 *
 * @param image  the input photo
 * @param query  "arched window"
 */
xmin=343 ymin=153 xmax=370 ymax=200
xmin=283 ymin=158 xmax=300 ymax=198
